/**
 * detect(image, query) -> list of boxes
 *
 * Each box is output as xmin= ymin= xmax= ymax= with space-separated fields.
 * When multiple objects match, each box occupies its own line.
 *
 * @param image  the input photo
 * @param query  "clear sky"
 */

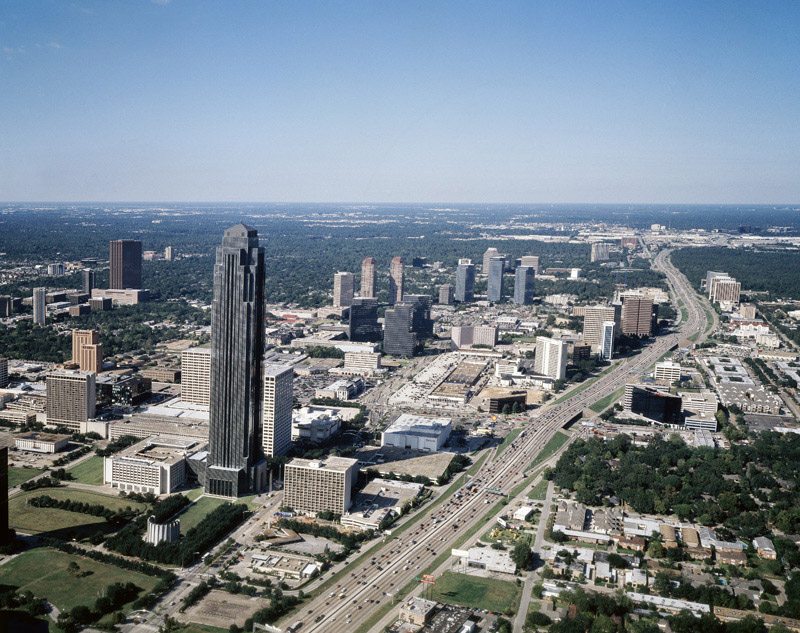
xmin=1 ymin=1 xmax=799 ymax=203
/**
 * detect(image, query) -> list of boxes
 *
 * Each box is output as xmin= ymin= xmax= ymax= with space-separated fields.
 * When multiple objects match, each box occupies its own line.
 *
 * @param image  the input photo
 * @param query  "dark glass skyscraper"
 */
xmin=513 ymin=266 xmax=535 ymax=305
xmin=109 ymin=239 xmax=142 ymax=289
xmin=487 ymin=256 xmax=505 ymax=303
xmin=455 ymin=259 xmax=475 ymax=302
xmin=383 ymin=303 xmax=418 ymax=357
xmin=206 ymin=224 xmax=267 ymax=498
xmin=349 ymin=297 xmax=381 ymax=342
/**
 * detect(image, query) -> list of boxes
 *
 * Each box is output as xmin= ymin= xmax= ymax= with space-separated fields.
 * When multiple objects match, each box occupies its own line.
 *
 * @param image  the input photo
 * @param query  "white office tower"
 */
xmin=583 ymin=305 xmax=617 ymax=347
xmin=534 ymin=337 xmax=567 ymax=380
xmin=181 ymin=346 xmax=211 ymax=406
xmin=654 ymin=361 xmax=682 ymax=384
xmin=33 ymin=287 xmax=46 ymax=325
xmin=262 ymin=364 xmax=294 ymax=458
xmin=333 ymin=271 xmax=355 ymax=308
xmin=599 ymin=321 xmax=615 ymax=361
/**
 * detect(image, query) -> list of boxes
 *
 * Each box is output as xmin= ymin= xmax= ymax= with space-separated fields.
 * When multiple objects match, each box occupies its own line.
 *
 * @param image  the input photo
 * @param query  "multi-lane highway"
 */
xmin=288 ymin=248 xmax=710 ymax=633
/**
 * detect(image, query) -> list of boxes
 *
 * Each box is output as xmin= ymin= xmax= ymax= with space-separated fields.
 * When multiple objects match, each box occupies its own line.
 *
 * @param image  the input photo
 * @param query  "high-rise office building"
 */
xmin=164 ymin=246 xmax=174 ymax=261
xmin=0 ymin=295 xmax=12 ymax=317
xmin=534 ymin=337 xmax=567 ymax=380
xmin=709 ymin=276 xmax=741 ymax=305
xmin=72 ymin=329 xmax=103 ymax=374
xmin=0 ymin=357 xmax=8 ymax=388
xmin=590 ymin=243 xmax=611 ymax=262
xmin=206 ymin=224 xmax=267 ymax=498
xmin=383 ymin=303 xmax=417 ymax=357
xmin=583 ymin=305 xmax=618 ymax=347
xmin=0 ymin=446 xmax=7 ymax=543
xmin=487 ymin=256 xmax=505 ymax=303
xmin=81 ymin=269 xmax=95 ymax=294
xmin=333 ymin=272 xmax=355 ymax=308
xmin=451 ymin=325 xmax=498 ymax=350
xmin=439 ymin=284 xmax=454 ymax=305
xmin=520 ymin=255 xmax=540 ymax=274
xmin=513 ymin=266 xmax=535 ymax=305
xmin=405 ymin=294 xmax=434 ymax=338
xmin=622 ymin=297 xmax=654 ymax=337
xmin=455 ymin=259 xmax=475 ymax=302
xmin=284 ymin=456 xmax=359 ymax=516
xmin=389 ymin=257 xmax=405 ymax=305
xmin=46 ymin=370 xmax=96 ymax=432
xmin=705 ymin=271 xmax=728 ymax=296
xmin=32 ymin=287 xmax=46 ymax=325
xmin=262 ymin=364 xmax=293 ymax=458
xmin=181 ymin=346 xmax=212 ymax=406
xmin=348 ymin=297 xmax=381 ymax=342
xmin=600 ymin=321 xmax=615 ymax=361
xmin=483 ymin=247 xmax=501 ymax=273
xmin=360 ymin=257 xmax=376 ymax=299
xmin=109 ymin=239 xmax=142 ymax=290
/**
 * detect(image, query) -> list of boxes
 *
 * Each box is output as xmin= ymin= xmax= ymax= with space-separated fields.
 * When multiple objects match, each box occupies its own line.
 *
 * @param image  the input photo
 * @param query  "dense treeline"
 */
xmin=549 ymin=432 xmax=800 ymax=536
xmin=149 ymin=494 xmax=191 ymax=523
xmin=28 ymin=495 xmax=139 ymax=527
xmin=672 ymin=247 xmax=800 ymax=299
xmin=274 ymin=518 xmax=373 ymax=550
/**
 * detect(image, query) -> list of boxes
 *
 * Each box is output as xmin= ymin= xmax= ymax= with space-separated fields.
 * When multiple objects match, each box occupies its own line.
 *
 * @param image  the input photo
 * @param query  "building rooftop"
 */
xmin=16 ymin=431 xmax=71 ymax=443
xmin=287 ymin=455 xmax=359 ymax=473
xmin=115 ymin=436 xmax=203 ymax=466
xmin=384 ymin=414 xmax=452 ymax=437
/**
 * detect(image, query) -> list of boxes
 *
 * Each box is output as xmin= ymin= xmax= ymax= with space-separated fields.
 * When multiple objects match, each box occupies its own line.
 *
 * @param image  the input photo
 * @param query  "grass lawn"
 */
xmin=527 ymin=478 xmax=549 ymax=501
xmin=8 ymin=487 xmax=146 ymax=539
xmin=0 ymin=547 xmax=158 ymax=613
xmin=589 ymin=386 xmax=625 ymax=413
xmin=496 ymin=427 xmax=524 ymax=457
xmin=184 ymin=486 xmax=205 ymax=501
xmin=428 ymin=571 xmax=521 ymax=615
xmin=173 ymin=624 xmax=230 ymax=633
xmin=8 ymin=466 xmax=45 ymax=488
xmin=527 ymin=431 xmax=570 ymax=470
xmin=66 ymin=455 xmax=105 ymax=486
xmin=177 ymin=496 xmax=232 ymax=534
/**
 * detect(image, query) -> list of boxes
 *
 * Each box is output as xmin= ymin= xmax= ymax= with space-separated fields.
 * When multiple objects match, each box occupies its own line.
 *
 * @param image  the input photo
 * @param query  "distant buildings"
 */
xmin=455 ymin=259 xmax=476 ymax=302
xmin=81 ymin=269 xmax=95 ymax=294
xmin=206 ymin=224 xmax=267 ymax=498
xmin=348 ymin=297 xmax=381 ymax=342
xmin=72 ymin=329 xmax=103 ymax=374
xmin=164 ymin=246 xmax=174 ymax=261
xmin=483 ymin=247 xmax=502 ymax=273
xmin=382 ymin=414 xmax=452 ymax=452
xmin=262 ymin=364 xmax=293 ymax=458
xmin=360 ymin=257 xmax=376 ymax=299
xmin=439 ymin=283 xmax=454 ymax=305
xmin=180 ymin=346 xmax=211 ymax=406
xmin=590 ymin=242 xmax=611 ymax=262
xmin=389 ymin=257 xmax=405 ymax=305
xmin=47 ymin=263 xmax=65 ymax=276
xmin=32 ymin=287 xmax=46 ymax=325
xmin=284 ymin=456 xmax=359 ymax=515
xmin=599 ymin=321 xmax=615 ymax=361
xmin=514 ymin=266 xmax=535 ymax=305
xmin=46 ymin=370 xmax=96 ymax=432
xmin=487 ymin=256 xmax=505 ymax=303
xmin=0 ymin=447 xmax=7 ymax=542
xmin=333 ymin=271 xmax=355 ymax=308
xmin=621 ymin=296 xmax=654 ymax=337
xmin=0 ymin=296 xmax=12 ymax=318
xmin=0 ymin=358 xmax=7 ymax=389
xmin=450 ymin=325 xmax=498 ymax=350
xmin=534 ymin=337 xmax=567 ymax=380
xmin=109 ymin=239 xmax=142 ymax=290
xmin=520 ymin=255 xmax=540 ymax=274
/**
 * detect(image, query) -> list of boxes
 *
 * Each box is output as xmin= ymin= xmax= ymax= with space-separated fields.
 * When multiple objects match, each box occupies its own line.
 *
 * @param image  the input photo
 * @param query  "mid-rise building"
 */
xmin=333 ymin=271 xmax=355 ymax=308
xmin=487 ymin=256 xmax=505 ymax=303
xmin=534 ymin=337 xmax=567 ymax=380
xmin=46 ymin=370 xmax=96 ymax=432
xmin=514 ymin=266 xmax=535 ymax=305
xmin=360 ymin=257 xmax=376 ymax=298
xmin=520 ymin=255 xmax=540 ymax=273
xmin=109 ymin=239 xmax=142 ymax=289
xmin=81 ymin=269 xmax=95 ymax=294
xmin=450 ymin=325 xmax=498 ymax=349
xmin=739 ymin=303 xmax=757 ymax=319
xmin=72 ymin=329 xmax=103 ymax=374
xmin=32 ymin=287 xmax=46 ymax=325
xmin=654 ymin=361 xmax=682 ymax=384
xmin=583 ymin=305 xmax=618 ymax=346
xmin=284 ymin=456 xmax=359 ymax=516
xmin=206 ymin=224 xmax=267 ymax=498
xmin=455 ymin=259 xmax=476 ymax=302
xmin=0 ymin=358 xmax=7 ymax=388
xmin=623 ymin=383 xmax=682 ymax=423
xmin=164 ymin=246 xmax=174 ymax=261
xmin=621 ymin=296 xmax=654 ymax=336
xmin=349 ymin=297 xmax=381 ymax=342
xmin=47 ymin=263 xmax=65 ymax=276
xmin=389 ymin=257 xmax=405 ymax=305
xmin=439 ymin=283 xmax=454 ymax=305
xmin=710 ymin=276 xmax=741 ymax=305
xmin=572 ymin=342 xmax=592 ymax=363
xmin=383 ymin=302 xmax=417 ymax=357
xmin=590 ymin=242 xmax=611 ymax=262
xmin=262 ymin=364 xmax=293 ymax=458
xmin=96 ymin=373 xmax=152 ymax=407
xmin=180 ymin=346 xmax=211 ymax=406
xmin=382 ymin=414 xmax=451 ymax=452
xmin=599 ymin=321 xmax=615 ymax=361
xmin=344 ymin=351 xmax=381 ymax=374
xmin=89 ymin=296 xmax=112 ymax=311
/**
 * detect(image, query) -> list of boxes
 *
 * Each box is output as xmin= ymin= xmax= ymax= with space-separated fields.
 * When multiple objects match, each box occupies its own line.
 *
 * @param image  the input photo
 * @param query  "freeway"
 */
xmin=287 ymin=248 xmax=710 ymax=633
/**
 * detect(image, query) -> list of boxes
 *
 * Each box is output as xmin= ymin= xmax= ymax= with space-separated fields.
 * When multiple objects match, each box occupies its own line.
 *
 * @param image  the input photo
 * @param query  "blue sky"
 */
xmin=1 ymin=1 xmax=798 ymax=203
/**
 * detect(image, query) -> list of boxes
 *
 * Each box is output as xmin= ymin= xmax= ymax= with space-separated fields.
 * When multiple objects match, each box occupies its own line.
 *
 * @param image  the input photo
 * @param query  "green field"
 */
xmin=7 ymin=466 xmax=45 ymax=488
xmin=527 ymin=478 xmax=549 ymax=501
xmin=177 ymin=496 xmax=231 ymax=534
xmin=66 ymin=455 xmax=105 ymax=486
xmin=8 ymin=487 xmax=146 ymax=539
xmin=428 ymin=571 xmax=521 ymax=615
xmin=527 ymin=431 xmax=570 ymax=470
xmin=0 ymin=547 xmax=158 ymax=613
xmin=172 ymin=624 xmax=229 ymax=633
xmin=589 ymin=386 xmax=625 ymax=413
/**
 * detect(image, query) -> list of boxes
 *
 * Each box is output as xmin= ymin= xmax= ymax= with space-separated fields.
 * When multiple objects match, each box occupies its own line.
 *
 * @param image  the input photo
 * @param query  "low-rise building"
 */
xmin=381 ymin=414 xmax=452 ymax=452
xmin=627 ymin=592 xmax=709 ymax=616
xmin=14 ymin=432 xmax=70 ymax=453
xmin=452 ymin=547 xmax=517 ymax=575
xmin=315 ymin=377 xmax=365 ymax=400
xmin=554 ymin=501 xmax=587 ymax=532
xmin=291 ymin=407 xmax=342 ymax=444
xmin=400 ymin=597 xmax=436 ymax=626
xmin=250 ymin=553 xmax=319 ymax=580
xmin=754 ymin=536 xmax=777 ymax=560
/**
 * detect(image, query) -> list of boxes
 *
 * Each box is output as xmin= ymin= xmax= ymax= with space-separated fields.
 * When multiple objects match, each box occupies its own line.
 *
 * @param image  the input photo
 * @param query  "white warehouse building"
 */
xmin=381 ymin=414 xmax=452 ymax=452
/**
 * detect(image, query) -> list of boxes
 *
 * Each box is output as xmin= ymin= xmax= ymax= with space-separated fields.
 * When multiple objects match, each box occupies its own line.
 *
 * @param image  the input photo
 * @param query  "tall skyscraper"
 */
xmin=262 ymin=365 xmax=293 ymax=458
xmin=439 ymin=284 xmax=454 ymax=305
xmin=349 ymin=297 xmax=381 ymax=342
xmin=181 ymin=346 xmax=212 ymax=406
xmin=360 ymin=257 xmax=376 ymax=298
xmin=206 ymin=224 xmax=267 ymax=498
xmin=72 ymin=329 xmax=103 ymax=374
xmin=0 ymin=446 xmax=7 ymax=544
xmin=520 ymin=255 xmax=540 ymax=274
xmin=46 ymin=370 xmax=96 ymax=432
xmin=455 ymin=259 xmax=475 ymax=302
xmin=483 ymin=247 xmax=501 ymax=273
xmin=583 ymin=305 xmax=618 ymax=347
xmin=514 ymin=266 xmax=535 ymax=305
xmin=487 ymin=256 xmax=505 ymax=303
xmin=333 ymin=271 xmax=355 ymax=308
xmin=383 ymin=303 xmax=417 ymax=357
xmin=164 ymin=246 xmax=174 ymax=261
xmin=600 ymin=321 xmax=615 ymax=361
xmin=534 ymin=337 xmax=567 ymax=380
xmin=81 ymin=269 xmax=95 ymax=294
xmin=109 ymin=239 xmax=142 ymax=290
xmin=405 ymin=294 xmax=434 ymax=339
xmin=389 ymin=257 xmax=405 ymax=305
xmin=32 ymin=287 xmax=46 ymax=325
xmin=622 ymin=296 xmax=654 ymax=337
xmin=0 ymin=357 xmax=8 ymax=388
